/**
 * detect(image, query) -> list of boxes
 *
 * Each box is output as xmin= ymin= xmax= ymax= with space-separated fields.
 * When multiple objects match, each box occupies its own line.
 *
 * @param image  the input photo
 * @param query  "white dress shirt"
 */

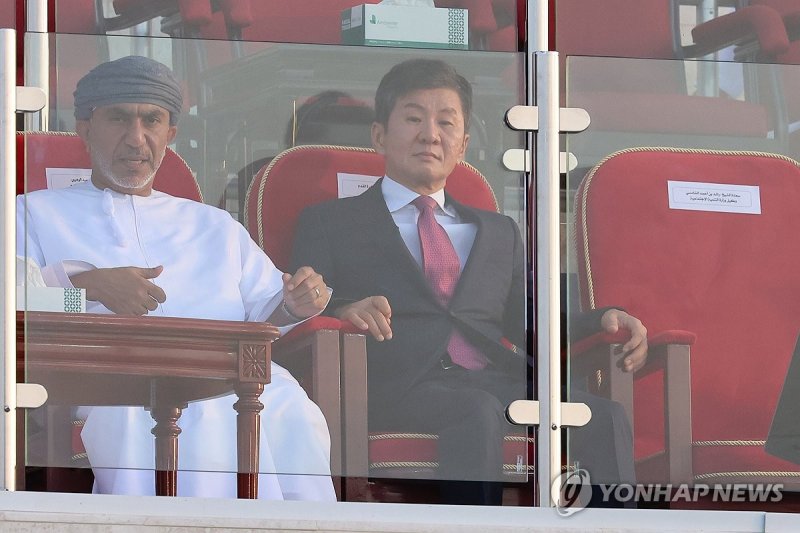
xmin=381 ymin=176 xmax=477 ymax=272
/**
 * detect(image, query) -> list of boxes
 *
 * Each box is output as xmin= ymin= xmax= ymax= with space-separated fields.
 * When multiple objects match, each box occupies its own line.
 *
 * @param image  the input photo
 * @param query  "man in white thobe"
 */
xmin=16 ymin=56 xmax=336 ymax=500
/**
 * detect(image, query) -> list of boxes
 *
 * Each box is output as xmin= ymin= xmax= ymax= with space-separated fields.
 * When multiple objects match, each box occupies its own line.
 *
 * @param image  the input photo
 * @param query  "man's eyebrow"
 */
xmin=102 ymin=106 xmax=133 ymax=117
xmin=401 ymin=102 xmax=426 ymax=112
xmin=401 ymin=102 xmax=459 ymax=115
xmin=142 ymin=109 xmax=168 ymax=119
xmin=100 ymin=105 xmax=168 ymax=118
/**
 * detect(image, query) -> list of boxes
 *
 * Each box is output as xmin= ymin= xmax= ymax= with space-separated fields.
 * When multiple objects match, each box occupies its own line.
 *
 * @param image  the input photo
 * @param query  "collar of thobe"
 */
xmin=98 ymin=187 xmax=129 ymax=248
xmin=83 ymin=183 xmax=142 ymax=248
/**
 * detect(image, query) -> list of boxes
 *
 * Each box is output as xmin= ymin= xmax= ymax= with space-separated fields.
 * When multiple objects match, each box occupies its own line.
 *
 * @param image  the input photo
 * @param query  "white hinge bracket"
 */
xmin=502 ymin=149 xmax=577 ymax=173
xmin=506 ymin=400 xmax=591 ymax=428
xmin=505 ymin=105 xmax=591 ymax=133
xmin=17 ymin=383 xmax=47 ymax=409
xmin=16 ymin=86 xmax=46 ymax=113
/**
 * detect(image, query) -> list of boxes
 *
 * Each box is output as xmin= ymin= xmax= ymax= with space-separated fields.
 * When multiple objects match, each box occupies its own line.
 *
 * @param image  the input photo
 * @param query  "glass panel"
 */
xmin=20 ymin=31 xmax=529 ymax=502
xmin=53 ymin=0 xmax=519 ymax=52
xmin=564 ymin=55 xmax=800 ymax=507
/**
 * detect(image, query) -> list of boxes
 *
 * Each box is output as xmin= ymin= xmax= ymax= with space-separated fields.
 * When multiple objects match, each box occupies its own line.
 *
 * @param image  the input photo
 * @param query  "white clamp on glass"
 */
xmin=502 ymin=105 xmax=589 ymax=174
xmin=506 ymin=399 xmax=591 ymax=428
xmin=16 ymin=86 xmax=47 ymax=113
xmin=504 ymin=105 xmax=591 ymax=133
xmin=502 ymin=149 xmax=577 ymax=174
xmin=16 ymin=384 xmax=47 ymax=409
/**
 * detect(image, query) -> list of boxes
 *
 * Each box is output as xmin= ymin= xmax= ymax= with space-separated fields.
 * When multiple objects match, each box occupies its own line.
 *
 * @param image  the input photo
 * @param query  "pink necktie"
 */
xmin=413 ymin=196 xmax=487 ymax=370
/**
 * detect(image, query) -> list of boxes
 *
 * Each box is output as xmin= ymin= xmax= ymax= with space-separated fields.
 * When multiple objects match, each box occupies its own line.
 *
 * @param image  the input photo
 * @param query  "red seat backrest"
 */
xmin=554 ymin=1 xmax=774 ymax=139
xmin=197 ymin=0 xmax=380 ymax=45
xmin=111 ymin=0 xmax=212 ymax=30
xmin=749 ymin=1 xmax=800 ymax=123
xmin=574 ymin=148 xmax=800 ymax=481
xmin=16 ymin=131 xmax=203 ymax=202
xmin=749 ymin=0 xmax=799 ymax=17
xmin=0 ymin=0 xmax=14 ymax=28
xmin=244 ymin=145 xmax=497 ymax=271
xmin=555 ymin=0 xmax=681 ymax=98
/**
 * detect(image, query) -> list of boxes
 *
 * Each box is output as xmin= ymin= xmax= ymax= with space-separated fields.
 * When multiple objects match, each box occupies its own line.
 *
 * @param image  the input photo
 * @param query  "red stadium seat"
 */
xmin=199 ymin=0 xmax=381 ymax=46
xmin=574 ymin=147 xmax=800 ymax=485
xmin=245 ymin=145 xmax=496 ymax=270
xmin=743 ymin=1 xmax=800 ymax=161
xmin=244 ymin=145 xmax=535 ymax=502
xmin=556 ymin=0 xmax=790 ymax=176
xmin=16 ymin=131 xmax=202 ymax=201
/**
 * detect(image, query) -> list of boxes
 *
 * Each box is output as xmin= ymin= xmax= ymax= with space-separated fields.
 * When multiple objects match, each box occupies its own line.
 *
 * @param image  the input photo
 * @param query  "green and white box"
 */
xmin=16 ymin=287 xmax=86 ymax=313
xmin=342 ymin=5 xmax=468 ymax=49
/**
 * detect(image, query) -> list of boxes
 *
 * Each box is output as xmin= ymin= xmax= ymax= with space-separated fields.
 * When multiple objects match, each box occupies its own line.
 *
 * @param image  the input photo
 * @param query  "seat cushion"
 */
xmin=368 ymin=432 xmax=533 ymax=479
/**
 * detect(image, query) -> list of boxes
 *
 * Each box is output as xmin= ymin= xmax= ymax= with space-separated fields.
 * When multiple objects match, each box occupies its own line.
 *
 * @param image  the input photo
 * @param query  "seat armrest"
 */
xmin=689 ymin=5 xmax=790 ymax=59
xmin=219 ymin=0 xmax=254 ymax=30
xmin=272 ymin=319 xmax=343 ymax=476
xmin=280 ymin=316 xmax=362 ymax=342
xmin=570 ymin=329 xmax=694 ymax=484
xmin=571 ymin=329 xmax=696 ymax=358
xmin=340 ymin=331 xmax=369 ymax=481
xmin=272 ymin=316 xmax=368 ymax=481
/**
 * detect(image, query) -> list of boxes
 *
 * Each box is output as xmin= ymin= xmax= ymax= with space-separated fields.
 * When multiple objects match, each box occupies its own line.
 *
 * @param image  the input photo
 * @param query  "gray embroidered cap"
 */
xmin=74 ymin=55 xmax=183 ymax=125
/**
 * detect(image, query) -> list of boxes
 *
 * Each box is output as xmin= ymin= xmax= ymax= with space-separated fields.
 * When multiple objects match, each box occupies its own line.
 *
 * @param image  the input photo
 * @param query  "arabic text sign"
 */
xmin=667 ymin=180 xmax=761 ymax=214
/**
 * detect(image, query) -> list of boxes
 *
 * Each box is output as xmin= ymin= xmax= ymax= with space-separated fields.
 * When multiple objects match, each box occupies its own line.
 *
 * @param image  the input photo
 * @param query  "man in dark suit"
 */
xmin=291 ymin=58 xmax=647 ymax=505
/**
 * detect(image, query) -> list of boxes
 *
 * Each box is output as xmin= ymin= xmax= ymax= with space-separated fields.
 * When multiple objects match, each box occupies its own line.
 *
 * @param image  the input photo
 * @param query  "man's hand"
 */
xmin=335 ymin=296 xmax=392 ymax=341
xmin=70 ymin=266 xmax=166 ymax=315
xmin=282 ymin=266 xmax=329 ymax=319
xmin=600 ymin=309 xmax=648 ymax=373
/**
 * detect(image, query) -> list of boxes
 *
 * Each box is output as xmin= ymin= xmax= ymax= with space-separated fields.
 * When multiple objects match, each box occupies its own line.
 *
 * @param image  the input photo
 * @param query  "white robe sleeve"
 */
xmin=17 ymin=195 xmax=98 ymax=290
xmin=233 ymin=223 xmax=330 ymax=334
xmin=16 ymin=195 xmax=44 ymax=271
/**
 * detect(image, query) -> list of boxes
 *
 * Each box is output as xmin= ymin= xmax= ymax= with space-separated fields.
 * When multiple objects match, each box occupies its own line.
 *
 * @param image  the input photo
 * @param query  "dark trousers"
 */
xmin=372 ymin=364 xmax=523 ymax=504
xmin=371 ymin=364 xmax=636 ymax=505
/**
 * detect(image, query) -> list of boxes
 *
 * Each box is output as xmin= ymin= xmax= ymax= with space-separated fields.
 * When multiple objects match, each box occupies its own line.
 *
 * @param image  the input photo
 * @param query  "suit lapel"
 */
xmin=448 ymin=196 xmax=491 ymax=307
xmin=352 ymin=184 xmax=499 ymax=309
xmin=350 ymin=182 xmax=435 ymax=299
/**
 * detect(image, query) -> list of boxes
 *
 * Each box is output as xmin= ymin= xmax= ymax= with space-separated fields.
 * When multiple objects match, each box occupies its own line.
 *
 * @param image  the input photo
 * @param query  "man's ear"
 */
xmin=75 ymin=120 xmax=91 ymax=152
xmin=371 ymin=122 xmax=385 ymax=154
xmin=167 ymin=125 xmax=177 ymax=144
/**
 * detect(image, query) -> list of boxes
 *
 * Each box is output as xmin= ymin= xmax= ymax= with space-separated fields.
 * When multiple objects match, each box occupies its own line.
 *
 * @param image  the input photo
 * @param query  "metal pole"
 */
xmin=529 ymin=0 xmax=548 ymax=53
xmin=24 ymin=0 xmax=48 ymax=131
xmin=535 ymin=50 xmax=561 ymax=509
xmin=0 ymin=28 xmax=17 ymax=491
xmin=697 ymin=0 xmax=719 ymax=97
xmin=529 ymin=0 xmax=561 ymax=509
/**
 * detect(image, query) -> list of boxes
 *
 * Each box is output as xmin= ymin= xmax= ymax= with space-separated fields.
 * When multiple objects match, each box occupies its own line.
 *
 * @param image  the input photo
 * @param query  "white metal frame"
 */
xmin=0 ymin=27 xmax=16 ymax=492
xmin=529 ymin=0 xmax=563 ymax=508
xmin=3 ymin=0 xmax=568 ymax=506
xmin=24 ymin=0 xmax=48 ymax=131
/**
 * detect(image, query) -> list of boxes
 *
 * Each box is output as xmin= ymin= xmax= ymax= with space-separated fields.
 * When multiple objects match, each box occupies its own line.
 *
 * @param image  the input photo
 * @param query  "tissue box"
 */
xmin=16 ymin=287 xmax=86 ymax=313
xmin=341 ymin=5 xmax=468 ymax=49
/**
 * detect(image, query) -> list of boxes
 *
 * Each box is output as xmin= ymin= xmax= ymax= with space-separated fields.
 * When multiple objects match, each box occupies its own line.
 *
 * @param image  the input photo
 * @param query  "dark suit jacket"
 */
xmin=291 ymin=180 xmax=526 ymax=409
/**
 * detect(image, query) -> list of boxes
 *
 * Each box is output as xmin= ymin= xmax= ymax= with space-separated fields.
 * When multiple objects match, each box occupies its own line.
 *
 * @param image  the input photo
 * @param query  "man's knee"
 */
xmin=447 ymin=390 xmax=506 ymax=435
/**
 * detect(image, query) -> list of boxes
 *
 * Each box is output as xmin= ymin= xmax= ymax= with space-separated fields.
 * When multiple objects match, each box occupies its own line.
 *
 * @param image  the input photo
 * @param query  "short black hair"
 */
xmin=374 ymin=59 xmax=472 ymax=131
